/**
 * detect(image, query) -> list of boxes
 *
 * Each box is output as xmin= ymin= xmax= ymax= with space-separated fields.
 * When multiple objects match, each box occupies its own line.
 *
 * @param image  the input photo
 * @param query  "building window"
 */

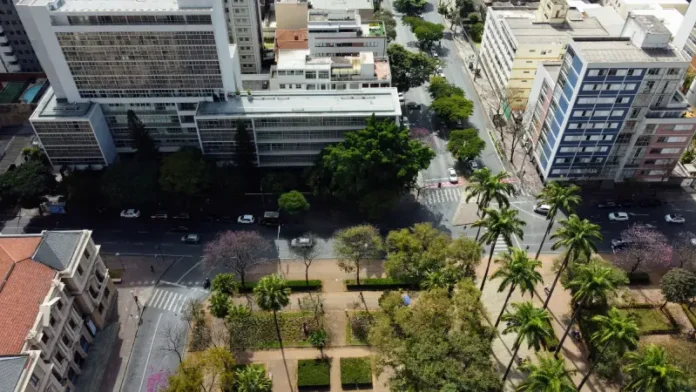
xmin=56 ymin=352 xmax=64 ymax=364
xmin=77 ymin=265 xmax=84 ymax=275
xmin=305 ymin=71 xmax=316 ymax=79
xmin=675 ymin=124 xmax=693 ymax=131
xmin=30 ymin=374 xmax=39 ymax=386
xmin=279 ymin=84 xmax=286 ymax=89
xmin=647 ymin=68 xmax=660 ymax=75
xmin=69 ymin=319 xmax=77 ymax=330
xmin=296 ymin=84 xmax=301 ymax=89
xmin=627 ymin=69 xmax=642 ymax=76
xmin=667 ymin=68 xmax=680 ymax=75
xmin=611 ymin=110 xmax=624 ymax=117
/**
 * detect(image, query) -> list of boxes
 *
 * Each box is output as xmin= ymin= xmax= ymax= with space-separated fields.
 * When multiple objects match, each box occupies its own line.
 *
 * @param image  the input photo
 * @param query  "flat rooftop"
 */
xmin=572 ymin=38 xmax=688 ymax=63
xmin=308 ymin=10 xmax=359 ymax=23
xmin=196 ymin=89 xmax=401 ymax=117
xmin=18 ymin=0 xmax=212 ymax=13
xmin=34 ymin=89 xmax=92 ymax=119
xmin=309 ymin=0 xmax=373 ymax=10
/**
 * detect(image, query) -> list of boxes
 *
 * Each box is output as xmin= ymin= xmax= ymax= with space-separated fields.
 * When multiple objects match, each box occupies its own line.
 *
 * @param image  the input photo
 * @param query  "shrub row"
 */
xmin=344 ymin=278 xmax=420 ymax=291
xmin=340 ymin=357 xmax=373 ymax=388
xmin=681 ymin=304 xmax=696 ymax=329
xmin=238 ymin=279 xmax=322 ymax=293
xmin=297 ymin=359 xmax=331 ymax=388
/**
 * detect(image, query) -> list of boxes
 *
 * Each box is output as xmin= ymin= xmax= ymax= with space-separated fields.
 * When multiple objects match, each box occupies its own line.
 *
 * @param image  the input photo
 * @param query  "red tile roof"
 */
xmin=0 ymin=237 xmax=56 ymax=355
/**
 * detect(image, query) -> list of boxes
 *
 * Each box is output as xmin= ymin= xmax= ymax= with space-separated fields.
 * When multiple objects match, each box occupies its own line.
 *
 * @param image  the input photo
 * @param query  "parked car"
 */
xmin=533 ymin=204 xmax=551 ymax=215
xmin=665 ymin=214 xmax=686 ymax=224
xmin=259 ymin=211 xmax=280 ymax=226
xmin=172 ymin=213 xmax=190 ymax=220
xmin=120 ymin=209 xmax=140 ymax=218
xmin=406 ymin=102 xmax=421 ymax=110
xmin=150 ymin=213 xmax=168 ymax=219
xmin=181 ymin=234 xmax=201 ymax=244
xmin=596 ymin=201 xmax=617 ymax=209
xmin=398 ymin=92 xmax=405 ymax=103
xmin=468 ymin=160 xmax=480 ymax=171
xmin=448 ymin=168 xmax=458 ymax=183
xmin=608 ymin=212 xmax=629 ymax=222
xmin=291 ymin=237 xmax=314 ymax=248
xmin=171 ymin=225 xmax=189 ymax=233
xmin=237 ymin=214 xmax=255 ymax=224
xmin=611 ymin=238 xmax=633 ymax=252
xmin=431 ymin=49 xmax=439 ymax=58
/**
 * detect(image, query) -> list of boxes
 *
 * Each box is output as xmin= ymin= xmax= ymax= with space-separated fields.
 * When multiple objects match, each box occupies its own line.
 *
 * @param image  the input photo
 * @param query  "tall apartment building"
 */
xmin=0 ymin=0 xmax=41 ymax=72
xmin=307 ymin=9 xmax=386 ymax=58
xmin=224 ymin=0 xmax=264 ymax=73
xmin=524 ymin=15 xmax=696 ymax=183
xmin=0 ymin=230 xmax=116 ymax=392
xmin=479 ymin=0 xmax=609 ymax=110
xmin=601 ymin=0 xmax=688 ymax=19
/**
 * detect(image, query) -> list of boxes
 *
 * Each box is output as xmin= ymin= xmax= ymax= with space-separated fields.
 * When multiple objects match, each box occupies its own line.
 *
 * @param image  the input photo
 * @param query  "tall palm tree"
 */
xmin=253 ymin=274 xmax=291 ymax=346
xmin=465 ymin=168 xmax=516 ymax=241
xmin=535 ymin=182 xmax=582 ymax=260
xmin=501 ymin=301 xmax=554 ymax=382
xmin=577 ymin=307 xmax=639 ymax=390
xmin=473 ymin=207 xmax=526 ymax=292
xmin=555 ymin=261 xmax=624 ymax=357
xmin=543 ymin=215 xmax=602 ymax=309
xmin=492 ymin=248 xmax=543 ymax=327
xmin=516 ymin=354 xmax=577 ymax=392
xmin=623 ymin=344 xmax=687 ymax=392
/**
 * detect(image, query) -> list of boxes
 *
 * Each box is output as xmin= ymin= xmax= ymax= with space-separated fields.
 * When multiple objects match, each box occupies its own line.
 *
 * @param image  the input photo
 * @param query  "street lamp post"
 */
xmin=130 ymin=290 xmax=141 ymax=312
xmin=115 ymin=252 xmax=125 ymax=270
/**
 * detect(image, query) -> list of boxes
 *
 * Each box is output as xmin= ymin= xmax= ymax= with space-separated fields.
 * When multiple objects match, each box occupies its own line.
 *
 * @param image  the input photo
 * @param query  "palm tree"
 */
xmin=473 ymin=207 xmax=526 ymax=292
xmin=535 ymin=182 xmax=582 ymax=260
xmin=577 ymin=307 xmax=639 ymax=390
xmin=543 ymin=215 xmax=602 ymax=309
xmin=465 ymin=168 xmax=516 ymax=241
xmin=492 ymin=248 xmax=543 ymax=327
xmin=253 ymin=274 xmax=291 ymax=346
xmin=516 ymin=354 xmax=577 ymax=392
xmin=555 ymin=261 xmax=624 ymax=356
xmin=623 ymin=344 xmax=687 ymax=392
xmin=501 ymin=301 xmax=554 ymax=382
xmin=234 ymin=365 xmax=273 ymax=392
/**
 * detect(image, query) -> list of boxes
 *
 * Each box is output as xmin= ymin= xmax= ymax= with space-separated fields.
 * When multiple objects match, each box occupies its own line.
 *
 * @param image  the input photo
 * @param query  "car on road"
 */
xmin=398 ymin=92 xmax=404 ymax=103
xmin=150 ymin=213 xmax=168 ymax=219
xmin=181 ymin=234 xmax=201 ymax=244
xmin=431 ymin=49 xmax=439 ymax=58
xmin=596 ymin=201 xmax=618 ymax=209
xmin=120 ymin=209 xmax=140 ymax=218
xmin=448 ymin=168 xmax=458 ymax=183
xmin=665 ymin=214 xmax=685 ymax=224
xmin=468 ymin=160 xmax=480 ymax=171
xmin=237 ymin=214 xmax=255 ymax=224
xmin=534 ymin=204 xmax=551 ymax=215
xmin=171 ymin=225 xmax=189 ymax=232
xmin=611 ymin=238 xmax=633 ymax=251
xmin=406 ymin=102 xmax=421 ymax=111
xmin=608 ymin=212 xmax=629 ymax=221
xmin=291 ymin=237 xmax=314 ymax=248
xmin=172 ymin=213 xmax=190 ymax=220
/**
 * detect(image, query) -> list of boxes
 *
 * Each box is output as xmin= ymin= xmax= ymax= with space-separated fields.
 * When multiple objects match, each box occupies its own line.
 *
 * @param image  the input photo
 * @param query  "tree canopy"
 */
xmin=309 ymin=116 xmax=434 ymax=217
xmin=432 ymin=94 xmax=474 ymax=128
xmin=428 ymin=76 xmax=464 ymax=99
xmin=388 ymin=44 xmax=439 ymax=93
xmin=393 ymin=0 xmax=428 ymax=15
xmin=0 ymin=160 xmax=56 ymax=208
xmin=233 ymin=121 xmax=257 ymax=173
xmin=403 ymin=17 xmax=444 ymax=49
xmin=278 ymin=190 xmax=310 ymax=215
xmin=159 ymin=147 xmax=211 ymax=198
xmin=447 ymin=128 xmax=485 ymax=161
xmin=660 ymin=268 xmax=696 ymax=308
xmin=101 ymin=160 xmax=159 ymax=208
xmin=127 ymin=110 xmax=158 ymax=159
xmin=373 ymin=10 xmax=397 ymax=41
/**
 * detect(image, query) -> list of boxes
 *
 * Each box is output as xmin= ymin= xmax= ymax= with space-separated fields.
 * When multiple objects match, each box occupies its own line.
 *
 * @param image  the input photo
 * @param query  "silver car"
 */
xmin=291 ymin=237 xmax=314 ymax=248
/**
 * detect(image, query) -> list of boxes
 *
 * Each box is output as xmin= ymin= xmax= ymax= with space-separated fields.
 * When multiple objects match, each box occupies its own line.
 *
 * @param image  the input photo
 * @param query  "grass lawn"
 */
xmin=345 ymin=311 xmax=377 ymax=346
xmin=252 ymin=311 xmax=322 ymax=349
xmin=340 ymin=357 xmax=372 ymax=388
xmin=619 ymin=307 xmax=675 ymax=334
xmin=642 ymin=336 xmax=696 ymax=384
xmin=297 ymin=358 xmax=331 ymax=389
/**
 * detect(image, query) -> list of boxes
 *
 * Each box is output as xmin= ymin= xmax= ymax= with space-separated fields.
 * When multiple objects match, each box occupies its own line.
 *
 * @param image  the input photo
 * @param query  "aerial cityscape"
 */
xmin=2 ymin=0 xmax=696 ymax=390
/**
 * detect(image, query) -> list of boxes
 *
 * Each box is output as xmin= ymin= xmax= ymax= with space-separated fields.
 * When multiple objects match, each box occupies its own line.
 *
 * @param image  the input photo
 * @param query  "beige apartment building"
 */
xmin=0 ymin=230 xmax=115 ymax=392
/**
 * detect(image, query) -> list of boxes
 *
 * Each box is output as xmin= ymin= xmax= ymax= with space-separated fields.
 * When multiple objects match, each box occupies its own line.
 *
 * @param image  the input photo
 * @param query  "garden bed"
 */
xmin=681 ymin=304 xmax=696 ymax=328
xmin=340 ymin=357 xmax=373 ymax=389
xmin=297 ymin=358 xmax=331 ymax=390
xmin=345 ymin=311 xmax=377 ymax=346
xmin=251 ymin=311 xmax=322 ymax=349
xmin=618 ymin=305 xmax=678 ymax=335
xmin=239 ymin=279 xmax=322 ymax=293
xmin=345 ymin=278 xmax=420 ymax=291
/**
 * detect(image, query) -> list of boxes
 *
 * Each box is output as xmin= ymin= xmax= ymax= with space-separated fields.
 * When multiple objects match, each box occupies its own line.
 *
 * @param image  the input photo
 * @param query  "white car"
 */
xmin=120 ymin=209 xmax=140 ymax=218
xmin=691 ymin=238 xmax=696 ymax=246
xmin=181 ymin=234 xmax=201 ymax=244
xmin=665 ymin=214 xmax=685 ymax=224
xmin=608 ymin=212 xmax=629 ymax=222
xmin=291 ymin=237 xmax=314 ymax=248
xmin=448 ymin=168 xmax=458 ymax=183
xmin=534 ymin=204 xmax=551 ymax=215
xmin=431 ymin=50 xmax=439 ymax=58
xmin=237 ymin=214 xmax=255 ymax=224
xmin=398 ymin=92 xmax=405 ymax=103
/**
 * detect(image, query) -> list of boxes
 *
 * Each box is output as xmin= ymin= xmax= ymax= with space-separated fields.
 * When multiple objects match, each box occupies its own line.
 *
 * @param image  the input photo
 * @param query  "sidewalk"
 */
xmin=99 ymin=254 xmax=184 ymax=392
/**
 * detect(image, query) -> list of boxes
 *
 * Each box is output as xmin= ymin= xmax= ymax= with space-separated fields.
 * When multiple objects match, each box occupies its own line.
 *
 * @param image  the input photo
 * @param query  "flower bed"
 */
xmin=297 ymin=359 xmax=331 ymax=389
xmin=340 ymin=357 xmax=372 ymax=389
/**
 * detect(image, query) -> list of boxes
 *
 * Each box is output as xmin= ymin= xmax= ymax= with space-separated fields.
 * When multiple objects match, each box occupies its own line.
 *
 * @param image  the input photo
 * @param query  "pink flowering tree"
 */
xmin=614 ymin=224 xmax=673 ymax=277
xmin=409 ymin=128 xmax=434 ymax=148
xmin=202 ymin=230 xmax=272 ymax=286
xmin=146 ymin=369 xmax=169 ymax=392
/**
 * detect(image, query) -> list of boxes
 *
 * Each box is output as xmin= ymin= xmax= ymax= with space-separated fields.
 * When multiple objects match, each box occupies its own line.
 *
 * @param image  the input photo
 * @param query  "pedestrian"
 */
xmin=544 ymin=286 xmax=550 ymax=295
xmin=150 ymin=265 xmax=155 ymax=273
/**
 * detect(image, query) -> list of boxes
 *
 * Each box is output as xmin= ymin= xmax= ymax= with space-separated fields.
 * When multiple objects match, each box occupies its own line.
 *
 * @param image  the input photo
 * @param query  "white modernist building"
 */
xmin=17 ymin=0 xmax=399 ymax=168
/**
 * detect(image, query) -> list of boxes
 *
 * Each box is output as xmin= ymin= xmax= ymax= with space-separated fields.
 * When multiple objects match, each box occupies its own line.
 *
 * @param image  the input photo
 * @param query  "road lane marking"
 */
xmin=149 ymin=290 xmax=163 ymax=308
xmin=138 ymin=313 xmax=163 ymax=392
xmin=176 ymin=260 xmax=203 ymax=284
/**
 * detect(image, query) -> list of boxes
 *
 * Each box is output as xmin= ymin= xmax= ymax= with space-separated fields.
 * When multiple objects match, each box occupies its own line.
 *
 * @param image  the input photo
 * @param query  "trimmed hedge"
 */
xmin=297 ymin=359 xmax=331 ymax=388
xmin=681 ymin=304 xmax=696 ymax=328
xmin=239 ymin=279 xmax=322 ymax=293
xmin=628 ymin=272 xmax=651 ymax=286
xmin=345 ymin=278 xmax=420 ymax=291
xmin=340 ymin=357 xmax=372 ymax=388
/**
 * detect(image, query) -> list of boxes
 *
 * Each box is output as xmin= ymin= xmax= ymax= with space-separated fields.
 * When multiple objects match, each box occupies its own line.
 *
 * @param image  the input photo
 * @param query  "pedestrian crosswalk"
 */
xmin=422 ymin=187 xmax=462 ymax=206
xmin=147 ymin=288 xmax=189 ymax=314
xmin=491 ymin=238 xmax=511 ymax=255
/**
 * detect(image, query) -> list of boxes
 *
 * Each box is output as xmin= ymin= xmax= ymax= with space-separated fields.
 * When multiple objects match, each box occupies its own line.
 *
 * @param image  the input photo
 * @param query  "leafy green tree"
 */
xmin=21 ymin=146 xmax=50 ymax=166
xmin=468 ymin=12 xmax=481 ymax=24
xmin=63 ymin=169 xmax=104 ymax=213
xmin=165 ymin=360 xmax=204 ymax=391
xmin=225 ymin=304 xmax=253 ymax=354
xmin=369 ymin=283 xmax=502 ymax=391
xmin=491 ymin=248 xmax=543 ymax=327
xmin=472 ymin=207 xmax=526 ymax=292
xmin=437 ymin=2 xmax=450 ymax=17
xmin=428 ymin=76 xmax=464 ymax=99
xmin=501 ymin=301 xmax=554 ymax=381
xmin=577 ymin=307 xmax=639 ymax=390
xmin=403 ymin=17 xmax=444 ymax=48
xmin=393 ymin=0 xmax=427 ymax=15
xmin=447 ymin=237 xmax=483 ymax=278
xmin=385 ymin=222 xmax=449 ymax=280
xmin=261 ymin=172 xmax=299 ymax=195
xmin=556 ymin=260 xmax=627 ymax=356
xmin=373 ymin=10 xmax=397 ymax=41
xmin=309 ymin=329 xmax=328 ymax=357
xmin=254 ymin=275 xmax=291 ymax=346
xmin=165 ymin=347 xmax=235 ymax=392
xmin=234 ymin=121 xmax=257 ymax=172
xmin=233 ymin=365 xmax=273 ymax=392
xmin=209 ymin=165 xmax=244 ymax=203
xmin=447 ymin=128 xmax=485 ymax=161
xmin=431 ymin=94 xmax=474 ymax=128
xmin=278 ymin=190 xmax=310 ymax=215
xmin=464 ymin=168 xmax=515 ymax=240
xmin=660 ymin=268 xmax=696 ymax=310
xmin=334 ymin=225 xmax=382 ymax=285
xmin=100 ymin=160 xmax=159 ymax=209
xmin=387 ymin=44 xmax=439 ymax=93
xmin=209 ymin=291 xmax=231 ymax=318
xmin=456 ymin=0 xmax=476 ymax=16
xmin=309 ymin=116 xmax=433 ymax=217
xmin=127 ymin=110 xmax=158 ymax=159
xmin=623 ymin=345 xmax=688 ymax=392
xmin=469 ymin=22 xmax=484 ymax=42
xmin=516 ymin=354 xmax=577 ymax=392
xmin=159 ymin=147 xmax=211 ymax=199
xmin=0 ymin=160 xmax=56 ymax=208
xmin=545 ymin=215 xmax=602 ymax=309
xmin=535 ymin=181 xmax=582 ymax=260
